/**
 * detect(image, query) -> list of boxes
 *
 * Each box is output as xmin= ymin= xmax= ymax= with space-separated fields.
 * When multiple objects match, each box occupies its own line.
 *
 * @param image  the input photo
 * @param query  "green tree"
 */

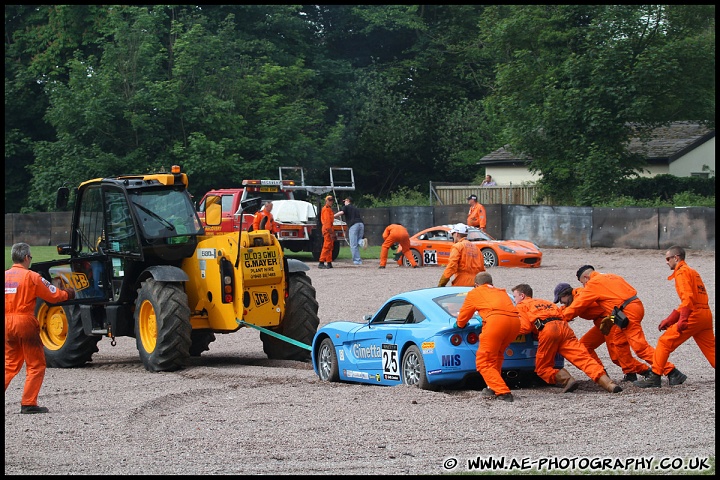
xmin=15 ymin=5 xmax=349 ymax=209
xmin=5 ymin=6 xmax=714 ymax=212
xmin=321 ymin=5 xmax=500 ymax=197
xmin=5 ymin=5 xmax=80 ymax=212
xmin=480 ymin=5 xmax=715 ymax=205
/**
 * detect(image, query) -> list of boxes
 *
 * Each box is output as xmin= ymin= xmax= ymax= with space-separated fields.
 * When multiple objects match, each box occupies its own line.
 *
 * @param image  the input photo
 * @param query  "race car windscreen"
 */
xmin=468 ymin=229 xmax=494 ymax=241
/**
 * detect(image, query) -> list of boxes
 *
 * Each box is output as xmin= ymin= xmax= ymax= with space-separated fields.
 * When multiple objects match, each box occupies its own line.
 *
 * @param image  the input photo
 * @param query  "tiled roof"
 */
xmin=478 ymin=122 xmax=715 ymax=165
xmin=628 ymin=122 xmax=714 ymax=161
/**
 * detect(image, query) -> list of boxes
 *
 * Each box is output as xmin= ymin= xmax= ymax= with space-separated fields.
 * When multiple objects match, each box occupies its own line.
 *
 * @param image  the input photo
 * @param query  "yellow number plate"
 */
xmin=259 ymin=186 xmax=278 ymax=192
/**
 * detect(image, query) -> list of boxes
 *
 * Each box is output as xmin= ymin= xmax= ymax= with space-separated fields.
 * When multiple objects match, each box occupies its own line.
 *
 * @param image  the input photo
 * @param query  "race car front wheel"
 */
xmin=317 ymin=337 xmax=339 ymax=382
xmin=402 ymin=249 xmax=422 ymax=267
xmin=482 ymin=248 xmax=498 ymax=268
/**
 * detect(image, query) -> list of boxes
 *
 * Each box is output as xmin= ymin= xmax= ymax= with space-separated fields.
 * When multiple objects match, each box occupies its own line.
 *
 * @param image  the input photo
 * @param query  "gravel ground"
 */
xmin=4 ymin=248 xmax=715 ymax=475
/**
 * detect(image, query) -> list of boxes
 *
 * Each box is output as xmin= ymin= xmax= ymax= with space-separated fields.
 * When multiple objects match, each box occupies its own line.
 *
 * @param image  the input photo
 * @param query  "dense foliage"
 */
xmin=5 ymin=5 xmax=715 ymax=213
xmin=603 ymin=175 xmax=716 ymax=207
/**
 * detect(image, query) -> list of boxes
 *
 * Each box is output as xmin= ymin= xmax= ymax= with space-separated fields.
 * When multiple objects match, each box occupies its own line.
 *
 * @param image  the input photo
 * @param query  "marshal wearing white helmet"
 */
xmin=437 ymin=223 xmax=486 ymax=287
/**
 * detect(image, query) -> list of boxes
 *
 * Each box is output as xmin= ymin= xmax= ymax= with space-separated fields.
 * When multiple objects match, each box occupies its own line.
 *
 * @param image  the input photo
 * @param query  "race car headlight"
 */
xmin=498 ymin=245 xmax=515 ymax=253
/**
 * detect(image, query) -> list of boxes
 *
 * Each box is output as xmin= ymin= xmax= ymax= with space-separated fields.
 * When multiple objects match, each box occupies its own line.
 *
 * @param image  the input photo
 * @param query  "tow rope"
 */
xmin=236 ymin=319 xmax=312 ymax=351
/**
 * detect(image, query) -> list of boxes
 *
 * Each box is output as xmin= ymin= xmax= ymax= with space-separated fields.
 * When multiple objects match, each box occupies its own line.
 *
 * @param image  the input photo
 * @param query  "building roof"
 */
xmin=628 ymin=122 xmax=715 ymax=162
xmin=478 ymin=122 xmax=715 ymax=166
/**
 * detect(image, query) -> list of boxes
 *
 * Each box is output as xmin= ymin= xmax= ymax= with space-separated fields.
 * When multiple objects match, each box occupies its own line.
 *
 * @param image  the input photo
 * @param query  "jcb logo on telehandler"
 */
xmin=253 ymin=292 xmax=270 ymax=307
xmin=68 ymin=273 xmax=90 ymax=291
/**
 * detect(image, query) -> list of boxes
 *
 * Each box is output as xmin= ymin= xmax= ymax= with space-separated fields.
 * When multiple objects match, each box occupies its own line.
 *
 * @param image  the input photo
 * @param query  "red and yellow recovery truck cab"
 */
xmin=197 ymin=167 xmax=355 ymax=261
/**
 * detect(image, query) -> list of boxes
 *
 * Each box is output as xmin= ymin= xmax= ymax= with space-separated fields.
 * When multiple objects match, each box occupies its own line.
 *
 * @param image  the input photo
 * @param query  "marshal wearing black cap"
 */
xmin=576 ymin=265 xmax=594 ymax=281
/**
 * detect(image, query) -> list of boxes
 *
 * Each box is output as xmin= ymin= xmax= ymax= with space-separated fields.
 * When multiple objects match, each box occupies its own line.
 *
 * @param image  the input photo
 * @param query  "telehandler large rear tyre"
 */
xmin=135 ymin=279 xmax=192 ymax=372
xmin=261 ymin=272 xmax=319 ymax=362
xmin=35 ymin=302 xmax=100 ymax=368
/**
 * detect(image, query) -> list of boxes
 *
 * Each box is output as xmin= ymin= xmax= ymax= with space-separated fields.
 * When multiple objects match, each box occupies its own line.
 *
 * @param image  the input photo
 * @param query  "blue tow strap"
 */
xmin=236 ymin=319 xmax=312 ymax=351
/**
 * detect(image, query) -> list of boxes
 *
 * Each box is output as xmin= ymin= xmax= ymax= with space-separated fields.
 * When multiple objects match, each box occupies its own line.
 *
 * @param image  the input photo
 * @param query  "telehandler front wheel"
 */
xmin=35 ymin=302 xmax=100 ymax=368
xmin=135 ymin=279 xmax=192 ymax=372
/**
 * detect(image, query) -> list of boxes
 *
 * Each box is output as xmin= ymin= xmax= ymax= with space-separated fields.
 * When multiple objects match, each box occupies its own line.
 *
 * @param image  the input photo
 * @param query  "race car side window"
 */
xmin=372 ymin=301 xmax=413 ymax=325
xmin=403 ymin=305 xmax=427 ymax=324
xmin=409 ymin=306 xmax=426 ymax=324
xmin=428 ymin=230 xmax=449 ymax=241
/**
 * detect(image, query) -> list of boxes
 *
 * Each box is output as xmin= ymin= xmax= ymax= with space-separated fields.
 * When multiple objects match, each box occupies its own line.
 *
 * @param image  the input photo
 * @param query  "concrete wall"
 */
xmin=503 ymin=205 xmax=593 ymax=249
xmin=5 ymin=207 xmax=714 ymax=251
xmin=357 ymin=205 xmax=714 ymax=251
xmin=5 ymin=212 xmax=73 ymax=248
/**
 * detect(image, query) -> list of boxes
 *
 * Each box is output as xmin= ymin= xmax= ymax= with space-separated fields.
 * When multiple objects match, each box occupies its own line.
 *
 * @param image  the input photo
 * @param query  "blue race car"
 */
xmin=312 ymin=287 xmax=564 ymax=390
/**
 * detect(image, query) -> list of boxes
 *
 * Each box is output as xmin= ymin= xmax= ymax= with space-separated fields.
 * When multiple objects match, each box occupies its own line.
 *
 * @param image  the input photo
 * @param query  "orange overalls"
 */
xmin=457 ymin=285 xmax=521 ymax=395
xmin=379 ymin=224 xmax=417 ymax=267
xmin=5 ymin=265 xmax=70 ymax=407
xmin=439 ymin=238 xmax=485 ymax=287
xmin=562 ymin=271 xmax=676 ymax=376
xmin=467 ymin=202 xmax=486 ymax=229
xmin=517 ymin=297 xmax=605 ymax=383
xmin=252 ymin=210 xmax=277 ymax=233
xmin=319 ymin=204 xmax=335 ymax=264
xmin=565 ymin=287 xmax=649 ymax=376
xmin=651 ymin=260 xmax=715 ymax=373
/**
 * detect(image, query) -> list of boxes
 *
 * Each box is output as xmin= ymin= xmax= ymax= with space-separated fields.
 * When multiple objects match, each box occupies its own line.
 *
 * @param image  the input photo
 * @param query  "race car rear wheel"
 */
xmin=482 ymin=248 xmax=498 ymax=268
xmin=402 ymin=249 xmax=422 ymax=267
xmin=316 ymin=337 xmax=339 ymax=382
xmin=401 ymin=345 xmax=437 ymax=391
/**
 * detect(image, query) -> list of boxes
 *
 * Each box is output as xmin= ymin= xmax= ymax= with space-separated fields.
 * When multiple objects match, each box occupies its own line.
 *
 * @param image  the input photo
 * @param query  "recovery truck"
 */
xmin=197 ymin=167 xmax=355 ymax=261
xmin=31 ymin=165 xmax=320 ymax=372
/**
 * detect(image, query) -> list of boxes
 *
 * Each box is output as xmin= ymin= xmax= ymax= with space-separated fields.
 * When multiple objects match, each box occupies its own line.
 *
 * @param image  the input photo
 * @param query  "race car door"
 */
xmin=416 ymin=228 xmax=453 ymax=266
xmin=350 ymin=300 xmax=414 ymax=383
